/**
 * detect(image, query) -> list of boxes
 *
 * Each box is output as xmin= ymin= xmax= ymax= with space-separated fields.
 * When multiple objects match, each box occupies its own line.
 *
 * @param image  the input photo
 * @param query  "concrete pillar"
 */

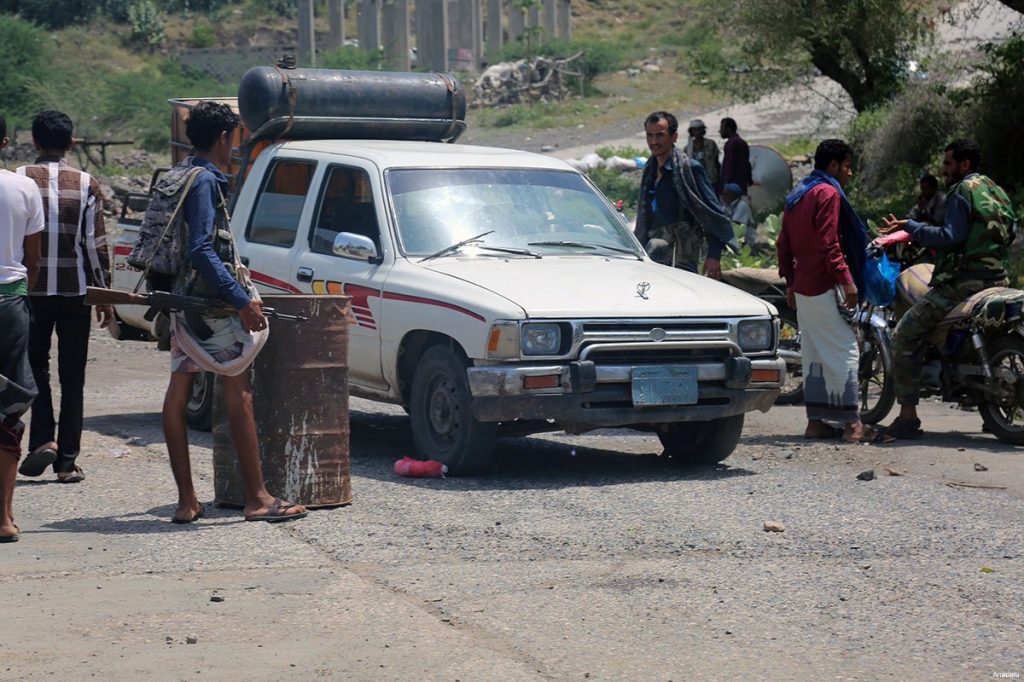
xmin=416 ymin=0 xmax=430 ymax=69
xmin=557 ymin=0 xmax=570 ymax=39
xmin=471 ymin=0 xmax=483 ymax=69
xmin=508 ymin=0 xmax=524 ymax=42
xmin=543 ymin=0 xmax=556 ymax=38
xmin=528 ymin=5 xmax=539 ymax=30
xmin=298 ymin=0 xmax=316 ymax=66
xmin=382 ymin=0 xmax=411 ymax=70
xmin=358 ymin=0 xmax=380 ymax=52
xmin=422 ymin=0 xmax=449 ymax=71
xmin=328 ymin=0 xmax=345 ymax=50
xmin=486 ymin=0 xmax=502 ymax=64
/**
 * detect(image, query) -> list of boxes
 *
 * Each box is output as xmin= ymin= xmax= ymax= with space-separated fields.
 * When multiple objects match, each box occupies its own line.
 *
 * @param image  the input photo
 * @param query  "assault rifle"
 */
xmin=85 ymin=287 xmax=308 ymax=322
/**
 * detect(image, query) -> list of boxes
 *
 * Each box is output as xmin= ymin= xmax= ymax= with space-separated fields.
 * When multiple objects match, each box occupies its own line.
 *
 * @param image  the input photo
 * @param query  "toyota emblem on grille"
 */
xmin=637 ymin=281 xmax=650 ymax=299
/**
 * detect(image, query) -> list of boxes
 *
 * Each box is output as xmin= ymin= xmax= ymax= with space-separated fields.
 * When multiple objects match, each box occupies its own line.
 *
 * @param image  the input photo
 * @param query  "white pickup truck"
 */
xmin=111 ymin=68 xmax=785 ymax=475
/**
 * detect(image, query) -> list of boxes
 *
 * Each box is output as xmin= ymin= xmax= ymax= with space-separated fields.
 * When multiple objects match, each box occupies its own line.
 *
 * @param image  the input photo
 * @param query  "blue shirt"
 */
xmin=905 ymin=173 xmax=972 ymax=248
xmin=182 ymin=158 xmax=250 ymax=310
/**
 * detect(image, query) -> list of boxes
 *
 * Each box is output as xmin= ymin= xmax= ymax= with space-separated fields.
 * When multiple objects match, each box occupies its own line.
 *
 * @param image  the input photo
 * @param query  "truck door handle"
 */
xmin=296 ymin=266 xmax=314 ymax=283
xmin=240 ymin=256 xmax=250 ymax=266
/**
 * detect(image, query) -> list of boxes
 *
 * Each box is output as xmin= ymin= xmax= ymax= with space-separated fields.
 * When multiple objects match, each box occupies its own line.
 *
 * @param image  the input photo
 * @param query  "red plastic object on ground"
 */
xmin=394 ymin=456 xmax=448 ymax=478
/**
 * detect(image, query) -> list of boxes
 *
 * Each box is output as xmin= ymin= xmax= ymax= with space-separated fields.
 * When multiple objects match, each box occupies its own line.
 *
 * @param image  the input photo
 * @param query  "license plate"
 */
xmin=631 ymin=366 xmax=698 ymax=406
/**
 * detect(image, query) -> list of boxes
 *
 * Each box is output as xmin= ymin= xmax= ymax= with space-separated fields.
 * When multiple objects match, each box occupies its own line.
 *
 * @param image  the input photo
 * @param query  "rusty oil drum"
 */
xmin=213 ymin=294 xmax=352 ymax=508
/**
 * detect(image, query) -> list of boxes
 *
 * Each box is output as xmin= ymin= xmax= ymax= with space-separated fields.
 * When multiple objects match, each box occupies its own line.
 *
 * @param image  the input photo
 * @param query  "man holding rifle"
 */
xmin=161 ymin=101 xmax=306 ymax=524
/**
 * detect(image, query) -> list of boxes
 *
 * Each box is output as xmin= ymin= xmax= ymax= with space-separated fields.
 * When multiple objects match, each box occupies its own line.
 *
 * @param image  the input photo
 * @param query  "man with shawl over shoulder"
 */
xmin=777 ymin=139 xmax=866 ymax=444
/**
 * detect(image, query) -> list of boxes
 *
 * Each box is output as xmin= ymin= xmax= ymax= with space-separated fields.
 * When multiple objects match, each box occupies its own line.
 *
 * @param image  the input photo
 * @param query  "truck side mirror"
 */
xmin=333 ymin=232 xmax=381 ymax=264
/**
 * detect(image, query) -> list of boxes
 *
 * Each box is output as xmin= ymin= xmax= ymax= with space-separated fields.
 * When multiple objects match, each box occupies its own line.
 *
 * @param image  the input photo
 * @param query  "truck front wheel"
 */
xmin=657 ymin=414 xmax=745 ymax=465
xmin=410 ymin=346 xmax=497 ymax=475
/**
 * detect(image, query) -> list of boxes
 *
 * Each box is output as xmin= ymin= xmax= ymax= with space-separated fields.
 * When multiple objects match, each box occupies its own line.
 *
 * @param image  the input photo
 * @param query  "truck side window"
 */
xmin=311 ymin=165 xmax=380 ymax=255
xmin=246 ymin=159 xmax=316 ymax=247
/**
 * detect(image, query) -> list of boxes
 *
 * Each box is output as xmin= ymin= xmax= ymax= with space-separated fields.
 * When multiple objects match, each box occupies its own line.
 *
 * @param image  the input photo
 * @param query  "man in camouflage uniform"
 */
xmin=634 ymin=111 xmax=737 ymax=279
xmin=879 ymin=138 xmax=1015 ymax=438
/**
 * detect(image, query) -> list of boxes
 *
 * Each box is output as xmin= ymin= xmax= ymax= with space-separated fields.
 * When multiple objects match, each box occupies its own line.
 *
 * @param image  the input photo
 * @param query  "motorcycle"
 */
xmin=720 ymin=266 xmax=896 ymax=420
xmin=862 ymin=230 xmax=1024 ymax=444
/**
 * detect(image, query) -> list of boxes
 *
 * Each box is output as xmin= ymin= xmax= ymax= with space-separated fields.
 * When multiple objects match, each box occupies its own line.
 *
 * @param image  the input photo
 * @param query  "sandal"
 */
xmin=880 ymin=417 xmax=924 ymax=440
xmin=244 ymin=497 xmax=308 ymax=523
xmin=57 ymin=466 xmax=85 ymax=484
xmin=860 ymin=427 xmax=896 ymax=444
xmin=18 ymin=444 xmax=57 ymax=477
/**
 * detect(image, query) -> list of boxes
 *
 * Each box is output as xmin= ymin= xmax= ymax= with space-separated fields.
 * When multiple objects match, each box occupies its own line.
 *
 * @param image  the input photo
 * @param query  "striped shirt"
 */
xmin=17 ymin=156 xmax=110 ymax=296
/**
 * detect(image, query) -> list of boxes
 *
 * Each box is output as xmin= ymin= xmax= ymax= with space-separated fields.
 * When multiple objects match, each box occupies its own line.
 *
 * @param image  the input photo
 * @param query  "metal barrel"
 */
xmin=237 ymin=66 xmax=466 ymax=142
xmin=213 ymin=294 xmax=352 ymax=508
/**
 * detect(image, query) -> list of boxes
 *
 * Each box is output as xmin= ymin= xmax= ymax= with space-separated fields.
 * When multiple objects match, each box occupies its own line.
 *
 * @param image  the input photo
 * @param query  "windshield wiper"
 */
xmin=419 ymin=230 xmax=495 ymax=263
xmin=475 ymin=245 xmax=542 ymax=258
xmin=527 ymin=240 xmax=640 ymax=257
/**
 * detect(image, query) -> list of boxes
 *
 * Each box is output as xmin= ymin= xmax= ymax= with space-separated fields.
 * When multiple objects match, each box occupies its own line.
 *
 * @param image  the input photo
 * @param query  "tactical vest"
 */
xmin=932 ymin=174 xmax=1015 ymax=286
xmin=174 ymin=162 xmax=243 ymax=301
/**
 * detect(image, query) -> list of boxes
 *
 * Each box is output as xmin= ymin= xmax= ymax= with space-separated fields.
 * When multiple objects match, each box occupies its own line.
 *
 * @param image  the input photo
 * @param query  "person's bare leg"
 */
xmin=804 ymin=418 xmax=834 ymax=438
xmin=222 ymin=372 xmax=305 ymax=519
xmin=0 ymin=451 xmax=19 ymax=538
xmin=163 ymin=372 xmax=203 ymax=522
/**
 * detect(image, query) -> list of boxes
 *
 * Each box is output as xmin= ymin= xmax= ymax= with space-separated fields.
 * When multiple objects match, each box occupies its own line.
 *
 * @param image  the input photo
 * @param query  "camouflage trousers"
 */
xmin=891 ymin=276 xmax=1006 ymax=405
xmin=643 ymin=221 xmax=705 ymax=274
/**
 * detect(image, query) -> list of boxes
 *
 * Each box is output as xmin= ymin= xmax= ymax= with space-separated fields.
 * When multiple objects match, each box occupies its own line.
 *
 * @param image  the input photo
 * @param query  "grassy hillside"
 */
xmin=0 ymin=0 xmax=720 ymax=156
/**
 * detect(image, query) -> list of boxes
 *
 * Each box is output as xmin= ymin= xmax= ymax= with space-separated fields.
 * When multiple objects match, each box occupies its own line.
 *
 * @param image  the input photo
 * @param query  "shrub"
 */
xmin=190 ymin=22 xmax=217 ymax=48
xmin=128 ymin=0 xmax=166 ymax=47
xmin=851 ymin=83 xmax=964 ymax=197
xmin=0 ymin=18 xmax=55 ymax=127
xmin=5 ymin=0 xmax=95 ymax=29
xmin=318 ymin=45 xmax=383 ymax=71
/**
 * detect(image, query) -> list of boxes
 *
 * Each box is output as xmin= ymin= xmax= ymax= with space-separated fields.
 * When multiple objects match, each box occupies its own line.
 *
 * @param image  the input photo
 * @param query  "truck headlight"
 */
xmin=521 ymin=323 xmax=561 ymax=356
xmin=737 ymin=320 xmax=772 ymax=352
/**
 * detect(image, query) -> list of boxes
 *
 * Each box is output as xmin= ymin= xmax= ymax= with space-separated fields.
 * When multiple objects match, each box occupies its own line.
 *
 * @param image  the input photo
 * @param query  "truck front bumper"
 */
xmin=467 ymin=357 xmax=785 ymax=426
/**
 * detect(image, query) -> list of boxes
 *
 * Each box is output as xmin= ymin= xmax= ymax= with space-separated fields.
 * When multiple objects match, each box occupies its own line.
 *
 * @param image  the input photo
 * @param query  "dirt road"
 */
xmin=2 ymin=326 xmax=1022 ymax=681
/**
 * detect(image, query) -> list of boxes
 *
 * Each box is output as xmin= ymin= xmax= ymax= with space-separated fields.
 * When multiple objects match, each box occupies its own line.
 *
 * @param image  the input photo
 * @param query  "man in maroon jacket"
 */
xmin=776 ymin=139 xmax=865 ymax=443
xmin=718 ymin=117 xmax=752 ymax=197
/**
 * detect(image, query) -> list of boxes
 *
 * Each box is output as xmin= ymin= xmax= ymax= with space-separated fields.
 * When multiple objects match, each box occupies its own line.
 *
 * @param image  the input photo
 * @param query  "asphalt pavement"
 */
xmin=2 ymin=329 xmax=1023 ymax=682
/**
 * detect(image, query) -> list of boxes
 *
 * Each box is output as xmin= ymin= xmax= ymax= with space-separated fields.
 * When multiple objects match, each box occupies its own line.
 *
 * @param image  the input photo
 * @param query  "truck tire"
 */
xmin=658 ymin=414 xmax=745 ymax=465
xmin=410 ymin=346 xmax=497 ymax=475
xmin=111 ymin=313 xmax=152 ymax=342
xmin=774 ymin=305 xmax=803 ymax=405
xmin=186 ymin=371 xmax=214 ymax=432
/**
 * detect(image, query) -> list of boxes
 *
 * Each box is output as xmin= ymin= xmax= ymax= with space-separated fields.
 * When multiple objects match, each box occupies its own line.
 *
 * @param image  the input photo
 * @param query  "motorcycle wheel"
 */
xmin=774 ymin=305 xmax=804 ymax=405
xmin=858 ymin=326 xmax=895 ymax=425
xmin=978 ymin=335 xmax=1024 ymax=445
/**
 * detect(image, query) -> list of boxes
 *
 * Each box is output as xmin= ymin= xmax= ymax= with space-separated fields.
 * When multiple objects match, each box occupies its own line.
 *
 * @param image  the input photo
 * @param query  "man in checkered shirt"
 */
xmin=16 ymin=111 xmax=113 ymax=484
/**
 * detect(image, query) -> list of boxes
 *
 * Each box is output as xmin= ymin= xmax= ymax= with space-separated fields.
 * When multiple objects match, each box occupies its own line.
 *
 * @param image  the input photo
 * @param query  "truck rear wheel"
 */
xmin=657 ymin=414 xmax=745 ymax=465
xmin=410 ymin=346 xmax=497 ymax=475
xmin=186 ymin=371 xmax=214 ymax=432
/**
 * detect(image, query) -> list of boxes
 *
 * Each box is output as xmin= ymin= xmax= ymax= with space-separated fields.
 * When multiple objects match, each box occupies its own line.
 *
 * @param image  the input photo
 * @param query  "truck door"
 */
xmin=292 ymin=163 xmax=388 ymax=391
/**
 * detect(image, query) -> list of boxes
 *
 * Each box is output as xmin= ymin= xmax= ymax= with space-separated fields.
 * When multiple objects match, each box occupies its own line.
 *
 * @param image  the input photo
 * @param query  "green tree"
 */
xmin=3 ymin=0 xmax=96 ymax=29
xmin=0 ymin=18 xmax=55 ymax=127
xmin=701 ymin=0 xmax=931 ymax=112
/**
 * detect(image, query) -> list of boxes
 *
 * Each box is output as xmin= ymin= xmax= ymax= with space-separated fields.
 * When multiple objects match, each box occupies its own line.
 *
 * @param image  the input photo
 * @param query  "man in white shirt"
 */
xmin=0 ymin=113 xmax=44 ymax=543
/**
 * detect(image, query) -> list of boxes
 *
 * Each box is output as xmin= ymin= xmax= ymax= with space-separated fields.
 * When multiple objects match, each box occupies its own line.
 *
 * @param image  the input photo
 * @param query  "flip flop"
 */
xmin=171 ymin=504 xmax=205 ymax=525
xmin=18 ymin=445 xmax=57 ymax=477
xmin=57 ymin=466 xmax=85 ymax=484
xmin=860 ymin=427 xmax=896 ymax=444
xmin=0 ymin=533 xmax=19 ymax=543
xmin=244 ymin=497 xmax=308 ymax=523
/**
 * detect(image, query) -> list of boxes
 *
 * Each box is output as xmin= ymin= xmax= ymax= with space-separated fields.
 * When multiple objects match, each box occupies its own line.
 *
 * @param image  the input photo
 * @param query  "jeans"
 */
xmin=28 ymin=295 xmax=92 ymax=473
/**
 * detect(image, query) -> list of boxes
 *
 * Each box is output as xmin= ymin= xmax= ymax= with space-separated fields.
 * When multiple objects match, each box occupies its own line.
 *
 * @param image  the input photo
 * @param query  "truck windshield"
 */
xmin=385 ymin=168 xmax=640 ymax=258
